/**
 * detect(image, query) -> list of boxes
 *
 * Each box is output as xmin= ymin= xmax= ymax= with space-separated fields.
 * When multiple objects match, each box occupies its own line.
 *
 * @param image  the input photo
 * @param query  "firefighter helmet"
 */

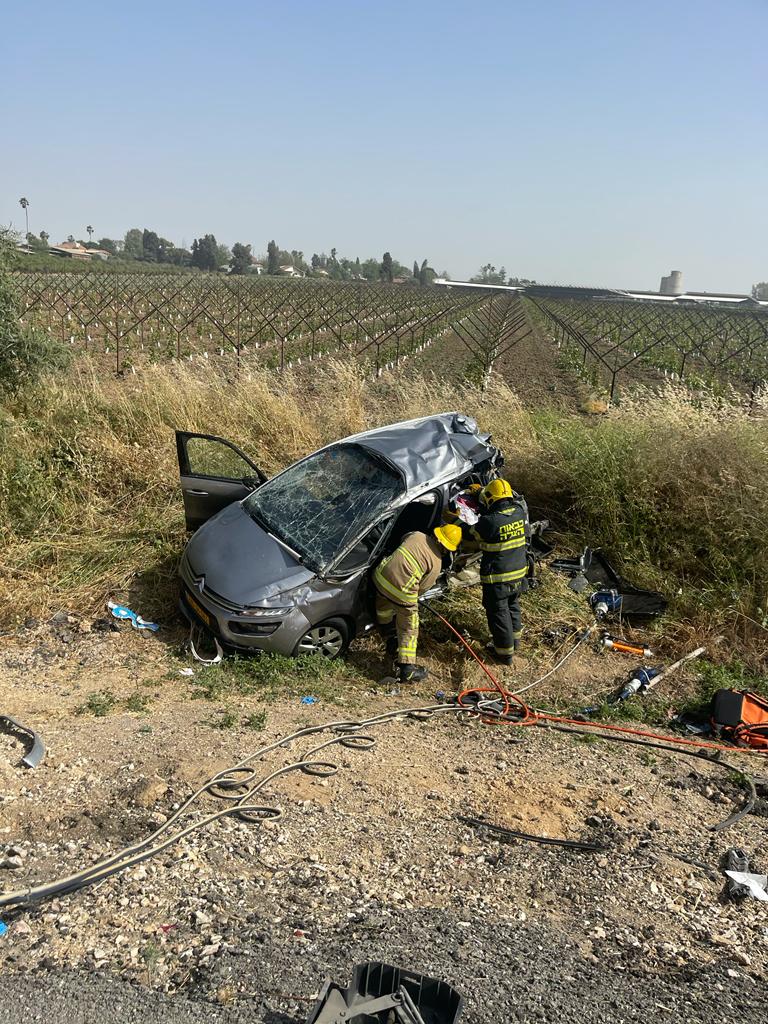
xmin=433 ymin=523 xmax=462 ymax=551
xmin=480 ymin=478 xmax=514 ymax=506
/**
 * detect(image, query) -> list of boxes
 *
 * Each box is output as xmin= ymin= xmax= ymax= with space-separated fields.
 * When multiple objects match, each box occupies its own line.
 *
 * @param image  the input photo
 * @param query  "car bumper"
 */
xmin=178 ymin=584 xmax=308 ymax=656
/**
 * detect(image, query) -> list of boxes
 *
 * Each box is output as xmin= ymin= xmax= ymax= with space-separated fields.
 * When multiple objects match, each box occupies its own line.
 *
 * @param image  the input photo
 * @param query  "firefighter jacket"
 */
xmin=471 ymin=495 xmax=530 ymax=585
xmin=373 ymin=531 xmax=444 ymax=607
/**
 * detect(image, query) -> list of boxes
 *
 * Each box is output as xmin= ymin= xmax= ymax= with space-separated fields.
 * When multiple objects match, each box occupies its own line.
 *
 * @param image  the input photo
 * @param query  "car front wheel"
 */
xmin=294 ymin=617 xmax=350 ymax=659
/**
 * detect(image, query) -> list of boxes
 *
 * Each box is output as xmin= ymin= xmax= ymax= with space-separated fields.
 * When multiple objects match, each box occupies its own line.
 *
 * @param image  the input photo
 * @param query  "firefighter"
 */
xmin=373 ymin=524 xmax=463 ymax=682
xmin=472 ymin=479 xmax=530 ymax=666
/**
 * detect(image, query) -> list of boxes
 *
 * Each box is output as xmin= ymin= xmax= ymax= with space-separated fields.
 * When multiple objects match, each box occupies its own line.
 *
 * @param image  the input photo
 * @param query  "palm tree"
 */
xmin=19 ymin=197 xmax=29 ymax=237
xmin=86 ymin=224 xmax=94 ymax=243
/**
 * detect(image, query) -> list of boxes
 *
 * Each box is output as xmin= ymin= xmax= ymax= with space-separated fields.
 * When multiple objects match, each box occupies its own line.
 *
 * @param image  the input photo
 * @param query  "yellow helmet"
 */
xmin=480 ymin=478 xmax=514 ymax=506
xmin=433 ymin=523 xmax=462 ymax=551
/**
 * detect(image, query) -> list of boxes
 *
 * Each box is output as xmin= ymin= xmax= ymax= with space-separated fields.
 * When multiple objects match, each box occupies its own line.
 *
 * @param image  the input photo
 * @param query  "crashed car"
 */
xmin=176 ymin=412 xmax=503 ymax=658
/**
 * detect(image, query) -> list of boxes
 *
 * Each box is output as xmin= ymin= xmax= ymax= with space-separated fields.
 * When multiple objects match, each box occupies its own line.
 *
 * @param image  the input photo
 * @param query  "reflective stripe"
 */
xmin=399 ymin=546 xmax=423 ymax=577
xmin=478 ymin=537 xmax=527 ymax=552
xmin=373 ymin=566 xmax=418 ymax=606
xmin=495 ymin=645 xmax=517 ymax=655
xmin=480 ymin=567 xmax=528 ymax=584
xmin=512 ymin=630 xmax=523 ymax=640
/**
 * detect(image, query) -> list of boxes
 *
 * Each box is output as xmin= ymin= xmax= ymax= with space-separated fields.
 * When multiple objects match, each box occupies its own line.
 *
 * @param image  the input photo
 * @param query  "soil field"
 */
xmin=1 ymin=609 xmax=766 ymax=1023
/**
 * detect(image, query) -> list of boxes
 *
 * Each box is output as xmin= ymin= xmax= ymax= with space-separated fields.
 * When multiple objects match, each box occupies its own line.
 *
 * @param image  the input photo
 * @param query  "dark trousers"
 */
xmin=482 ymin=582 xmax=523 ymax=656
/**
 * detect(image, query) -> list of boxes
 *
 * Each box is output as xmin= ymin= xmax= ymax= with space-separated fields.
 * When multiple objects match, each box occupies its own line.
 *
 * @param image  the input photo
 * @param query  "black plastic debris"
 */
xmin=305 ymin=962 xmax=463 ymax=1024
xmin=550 ymin=547 xmax=667 ymax=622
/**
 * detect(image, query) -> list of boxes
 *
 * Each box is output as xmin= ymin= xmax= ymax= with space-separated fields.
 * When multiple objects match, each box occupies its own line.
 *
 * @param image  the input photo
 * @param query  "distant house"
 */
xmin=87 ymin=248 xmax=111 ymax=262
xmin=251 ymin=262 xmax=264 ymax=275
xmin=49 ymin=241 xmax=94 ymax=261
xmin=314 ymin=268 xmax=330 ymax=277
xmin=280 ymin=264 xmax=303 ymax=277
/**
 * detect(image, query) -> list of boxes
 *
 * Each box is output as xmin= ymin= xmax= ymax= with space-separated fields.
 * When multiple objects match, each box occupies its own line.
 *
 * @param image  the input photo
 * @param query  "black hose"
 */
xmin=457 ymin=815 xmax=608 ymax=852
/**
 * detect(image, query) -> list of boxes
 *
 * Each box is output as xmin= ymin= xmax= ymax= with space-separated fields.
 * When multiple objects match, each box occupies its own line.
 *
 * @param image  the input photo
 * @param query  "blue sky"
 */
xmin=1 ymin=0 xmax=765 ymax=290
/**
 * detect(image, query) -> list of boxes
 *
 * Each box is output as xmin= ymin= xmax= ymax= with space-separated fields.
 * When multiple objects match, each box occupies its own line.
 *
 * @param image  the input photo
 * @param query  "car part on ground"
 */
xmin=305 ymin=962 xmax=463 ymax=1024
xmin=0 ymin=716 xmax=45 ymax=769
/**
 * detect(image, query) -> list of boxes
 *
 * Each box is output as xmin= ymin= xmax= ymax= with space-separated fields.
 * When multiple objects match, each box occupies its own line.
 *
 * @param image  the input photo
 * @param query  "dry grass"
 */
xmin=1 ymin=359 xmax=766 ymax=663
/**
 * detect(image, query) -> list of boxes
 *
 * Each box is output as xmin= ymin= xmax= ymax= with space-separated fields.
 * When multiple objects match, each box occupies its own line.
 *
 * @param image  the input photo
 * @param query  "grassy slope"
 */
xmin=1 ymin=358 xmax=767 ymax=665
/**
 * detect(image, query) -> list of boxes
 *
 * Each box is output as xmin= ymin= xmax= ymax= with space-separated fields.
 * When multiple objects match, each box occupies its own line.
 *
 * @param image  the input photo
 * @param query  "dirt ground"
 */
xmin=1 ymin=607 xmax=766 ymax=1022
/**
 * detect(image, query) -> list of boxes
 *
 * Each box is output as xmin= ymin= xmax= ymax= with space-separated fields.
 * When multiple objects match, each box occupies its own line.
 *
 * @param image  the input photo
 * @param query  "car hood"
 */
xmin=184 ymin=502 xmax=315 ymax=606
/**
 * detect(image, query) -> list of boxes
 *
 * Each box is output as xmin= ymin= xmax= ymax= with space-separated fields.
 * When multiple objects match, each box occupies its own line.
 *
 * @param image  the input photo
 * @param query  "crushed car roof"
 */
xmin=337 ymin=412 xmax=494 ymax=492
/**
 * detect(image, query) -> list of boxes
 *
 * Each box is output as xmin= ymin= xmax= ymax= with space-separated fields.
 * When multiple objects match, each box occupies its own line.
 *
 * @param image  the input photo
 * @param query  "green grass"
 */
xmin=581 ymin=658 xmax=768 ymax=728
xmin=191 ymin=652 xmax=354 ymax=704
xmin=125 ymin=691 xmax=153 ymax=713
xmin=244 ymin=710 xmax=267 ymax=731
xmin=76 ymin=688 xmax=155 ymax=717
xmin=76 ymin=690 xmax=119 ymax=717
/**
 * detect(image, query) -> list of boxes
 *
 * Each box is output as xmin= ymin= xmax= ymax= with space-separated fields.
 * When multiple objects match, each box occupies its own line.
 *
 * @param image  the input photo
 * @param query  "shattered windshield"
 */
xmin=243 ymin=444 xmax=404 ymax=572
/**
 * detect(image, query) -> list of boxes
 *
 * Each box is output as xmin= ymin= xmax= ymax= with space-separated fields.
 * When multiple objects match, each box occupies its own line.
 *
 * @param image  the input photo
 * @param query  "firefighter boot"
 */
xmin=397 ymin=663 xmax=428 ymax=683
xmin=485 ymin=641 xmax=514 ymax=667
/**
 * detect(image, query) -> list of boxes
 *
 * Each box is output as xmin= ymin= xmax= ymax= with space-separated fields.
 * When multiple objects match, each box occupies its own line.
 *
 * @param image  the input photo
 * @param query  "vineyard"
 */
xmin=11 ymin=272 xmax=768 ymax=399
xmin=11 ymin=271 xmax=527 ymax=378
xmin=529 ymin=294 xmax=768 ymax=398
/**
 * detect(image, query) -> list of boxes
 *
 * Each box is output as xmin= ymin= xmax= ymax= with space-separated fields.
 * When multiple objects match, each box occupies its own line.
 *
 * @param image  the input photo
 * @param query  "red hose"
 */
xmin=427 ymin=606 xmax=765 ymax=757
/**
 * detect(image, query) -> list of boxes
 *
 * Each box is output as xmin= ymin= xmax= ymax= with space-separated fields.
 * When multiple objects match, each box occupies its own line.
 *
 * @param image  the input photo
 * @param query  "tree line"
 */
xmin=22 ymin=223 xmax=448 ymax=284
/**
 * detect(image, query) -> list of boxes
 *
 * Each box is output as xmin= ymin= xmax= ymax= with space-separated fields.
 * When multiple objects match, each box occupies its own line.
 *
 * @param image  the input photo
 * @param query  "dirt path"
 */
xmin=1 ymin=613 xmax=765 ymax=1021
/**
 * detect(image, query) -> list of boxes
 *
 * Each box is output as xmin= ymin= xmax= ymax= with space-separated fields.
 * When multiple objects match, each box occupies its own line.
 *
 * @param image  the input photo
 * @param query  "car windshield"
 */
xmin=243 ymin=443 xmax=404 ymax=572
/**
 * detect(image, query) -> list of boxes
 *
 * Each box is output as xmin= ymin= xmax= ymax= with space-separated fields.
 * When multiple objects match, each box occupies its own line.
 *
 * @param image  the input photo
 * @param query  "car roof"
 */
xmin=335 ymin=412 xmax=494 ymax=492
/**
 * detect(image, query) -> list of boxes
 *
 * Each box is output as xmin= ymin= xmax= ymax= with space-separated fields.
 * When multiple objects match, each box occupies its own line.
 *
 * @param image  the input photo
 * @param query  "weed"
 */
xmin=206 ymin=707 xmax=240 ymax=729
xmin=244 ymin=710 xmax=267 ymax=731
xmin=192 ymin=653 xmax=352 ymax=703
xmin=573 ymin=732 xmax=600 ymax=746
xmin=76 ymin=690 xmax=118 ymax=717
xmin=140 ymin=940 xmax=162 ymax=987
xmin=125 ymin=691 xmax=153 ymax=713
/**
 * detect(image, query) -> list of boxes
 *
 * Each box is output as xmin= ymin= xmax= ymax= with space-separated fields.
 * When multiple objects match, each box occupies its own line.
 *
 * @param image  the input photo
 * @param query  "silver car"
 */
xmin=176 ymin=413 xmax=503 ymax=658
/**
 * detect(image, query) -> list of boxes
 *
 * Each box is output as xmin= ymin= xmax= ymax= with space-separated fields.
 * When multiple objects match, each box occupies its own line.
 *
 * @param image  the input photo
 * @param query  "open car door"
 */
xmin=176 ymin=431 xmax=267 ymax=531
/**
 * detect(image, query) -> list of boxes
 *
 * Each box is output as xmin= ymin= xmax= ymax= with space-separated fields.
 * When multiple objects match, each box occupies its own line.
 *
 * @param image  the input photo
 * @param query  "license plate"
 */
xmin=186 ymin=590 xmax=212 ymax=628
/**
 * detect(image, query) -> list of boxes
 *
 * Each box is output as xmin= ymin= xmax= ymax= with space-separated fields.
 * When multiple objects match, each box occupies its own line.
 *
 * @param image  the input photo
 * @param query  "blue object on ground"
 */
xmin=300 ymin=696 xmax=317 ymax=705
xmin=0 ymin=921 xmax=7 ymax=937
xmin=107 ymin=600 xmax=160 ymax=632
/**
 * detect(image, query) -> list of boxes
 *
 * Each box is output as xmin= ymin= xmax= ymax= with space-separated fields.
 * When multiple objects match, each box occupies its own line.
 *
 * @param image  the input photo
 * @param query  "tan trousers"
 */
xmin=375 ymin=592 xmax=419 ymax=665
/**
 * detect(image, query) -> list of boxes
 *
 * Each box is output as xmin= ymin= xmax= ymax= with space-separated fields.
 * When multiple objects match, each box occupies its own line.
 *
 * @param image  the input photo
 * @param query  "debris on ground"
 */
xmin=107 ymin=600 xmax=160 ymax=632
xmin=307 ymin=961 xmax=463 ymax=1024
xmin=724 ymin=848 xmax=768 ymax=902
xmin=0 ymin=714 xmax=45 ymax=769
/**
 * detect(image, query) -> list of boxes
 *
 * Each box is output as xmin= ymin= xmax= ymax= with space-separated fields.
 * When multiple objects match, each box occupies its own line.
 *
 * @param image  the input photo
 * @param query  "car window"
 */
xmin=243 ymin=444 xmax=404 ymax=571
xmin=332 ymin=517 xmax=393 ymax=575
xmin=186 ymin=437 xmax=254 ymax=479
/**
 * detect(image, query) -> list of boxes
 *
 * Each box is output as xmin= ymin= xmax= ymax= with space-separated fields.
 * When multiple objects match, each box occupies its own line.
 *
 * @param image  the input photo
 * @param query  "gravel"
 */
xmin=0 ymin=911 xmax=761 ymax=1024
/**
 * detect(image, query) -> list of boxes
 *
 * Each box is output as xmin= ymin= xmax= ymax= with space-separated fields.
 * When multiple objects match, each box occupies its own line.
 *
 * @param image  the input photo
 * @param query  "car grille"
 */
xmin=180 ymin=554 xmax=244 ymax=613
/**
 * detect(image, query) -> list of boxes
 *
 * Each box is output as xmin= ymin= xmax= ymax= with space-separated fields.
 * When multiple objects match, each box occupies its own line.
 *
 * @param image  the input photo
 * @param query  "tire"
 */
xmin=293 ymin=617 xmax=350 ymax=659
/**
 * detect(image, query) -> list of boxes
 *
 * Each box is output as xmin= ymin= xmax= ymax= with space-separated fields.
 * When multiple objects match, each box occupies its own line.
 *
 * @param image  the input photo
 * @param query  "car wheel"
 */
xmin=294 ymin=618 xmax=350 ymax=659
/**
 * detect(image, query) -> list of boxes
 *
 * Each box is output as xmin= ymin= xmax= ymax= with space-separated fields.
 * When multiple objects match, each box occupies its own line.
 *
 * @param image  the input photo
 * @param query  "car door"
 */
xmin=176 ymin=431 xmax=268 ymax=531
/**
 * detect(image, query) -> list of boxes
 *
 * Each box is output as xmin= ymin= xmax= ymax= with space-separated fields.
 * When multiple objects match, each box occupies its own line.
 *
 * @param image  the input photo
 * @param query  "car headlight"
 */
xmin=239 ymin=606 xmax=292 ymax=618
